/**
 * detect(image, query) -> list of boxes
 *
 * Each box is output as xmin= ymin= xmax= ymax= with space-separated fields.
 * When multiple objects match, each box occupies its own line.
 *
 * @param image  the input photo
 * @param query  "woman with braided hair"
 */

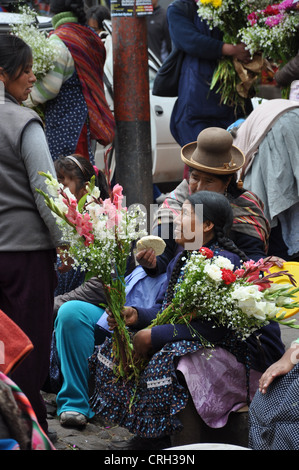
xmin=89 ymin=190 xmax=284 ymax=449
xmin=138 ymin=127 xmax=272 ymax=277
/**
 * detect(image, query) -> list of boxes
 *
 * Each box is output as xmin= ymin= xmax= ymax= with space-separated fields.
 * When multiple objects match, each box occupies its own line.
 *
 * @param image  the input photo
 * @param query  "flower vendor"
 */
xmin=89 ymin=190 xmax=285 ymax=449
xmin=147 ymin=127 xmax=270 ymax=276
xmin=53 ymin=154 xmax=110 ymax=297
xmin=24 ymin=0 xmax=115 ymax=163
xmin=166 ymin=0 xmax=252 ymax=179
xmin=0 ymin=35 xmax=64 ymax=433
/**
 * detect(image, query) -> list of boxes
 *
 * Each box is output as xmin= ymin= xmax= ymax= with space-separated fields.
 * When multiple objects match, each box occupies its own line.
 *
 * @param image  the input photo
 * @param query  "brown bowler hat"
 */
xmin=181 ymin=127 xmax=245 ymax=175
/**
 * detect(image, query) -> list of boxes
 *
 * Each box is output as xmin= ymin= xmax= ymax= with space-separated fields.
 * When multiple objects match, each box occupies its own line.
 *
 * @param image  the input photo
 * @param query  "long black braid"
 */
xmin=164 ymin=191 xmax=252 ymax=401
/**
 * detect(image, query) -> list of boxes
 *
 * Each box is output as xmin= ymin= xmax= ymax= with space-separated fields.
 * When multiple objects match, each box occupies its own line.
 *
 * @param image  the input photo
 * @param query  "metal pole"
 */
xmin=112 ymin=14 xmax=153 ymax=222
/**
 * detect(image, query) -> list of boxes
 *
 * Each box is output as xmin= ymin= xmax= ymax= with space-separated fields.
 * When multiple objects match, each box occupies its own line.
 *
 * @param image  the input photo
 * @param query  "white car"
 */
xmin=95 ymin=20 xmax=183 ymax=185
xmin=0 ymin=10 xmax=53 ymax=32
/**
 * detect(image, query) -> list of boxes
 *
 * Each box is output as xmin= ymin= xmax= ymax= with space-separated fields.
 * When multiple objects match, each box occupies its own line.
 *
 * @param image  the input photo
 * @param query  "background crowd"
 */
xmin=0 ymin=0 xmax=299 ymax=451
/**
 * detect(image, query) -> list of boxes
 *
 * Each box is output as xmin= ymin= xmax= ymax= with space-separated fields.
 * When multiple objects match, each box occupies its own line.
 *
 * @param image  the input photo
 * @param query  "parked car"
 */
xmin=0 ymin=10 xmax=52 ymax=32
xmin=94 ymin=20 xmax=183 ymax=185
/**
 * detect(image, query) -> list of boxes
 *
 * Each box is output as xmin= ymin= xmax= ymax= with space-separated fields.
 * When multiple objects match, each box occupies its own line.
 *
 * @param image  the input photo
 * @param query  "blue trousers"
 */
xmin=54 ymin=300 xmax=105 ymax=418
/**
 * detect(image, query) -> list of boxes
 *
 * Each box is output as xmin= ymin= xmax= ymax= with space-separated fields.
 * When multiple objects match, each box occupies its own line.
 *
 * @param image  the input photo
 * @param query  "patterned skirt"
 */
xmin=89 ymin=338 xmax=203 ymax=438
xmin=249 ymin=362 xmax=299 ymax=450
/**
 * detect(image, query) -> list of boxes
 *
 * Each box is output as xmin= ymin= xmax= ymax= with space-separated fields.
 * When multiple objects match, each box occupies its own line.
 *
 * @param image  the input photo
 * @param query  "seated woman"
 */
xmin=139 ymin=127 xmax=271 ymax=277
xmin=54 ymin=154 xmax=109 ymax=297
xmin=249 ymin=338 xmax=299 ymax=450
xmin=89 ymin=191 xmax=285 ymax=449
xmin=48 ymin=155 xmax=110 ymax=427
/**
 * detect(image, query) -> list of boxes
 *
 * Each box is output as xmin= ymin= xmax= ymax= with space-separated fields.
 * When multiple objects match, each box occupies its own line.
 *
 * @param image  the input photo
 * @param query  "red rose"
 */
xmin=221 ymin=268 xmax=237 ymax=285
xmin=199 ymin=247 xmax=214 ymax=259
xmin=263 ymin=5 xmax=280 ymax=15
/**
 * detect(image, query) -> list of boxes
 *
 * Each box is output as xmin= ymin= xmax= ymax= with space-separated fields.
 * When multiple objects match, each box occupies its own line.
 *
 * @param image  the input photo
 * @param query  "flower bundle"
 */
xmin=239 ymin=0 xmax=299 ymax=66
xmin=10 ymin=6 xmax=58 ymax=80
xmin=196 ymin=0 xmax=267 ymax=112
xmin=37 ymin=172 xmax=147 ymax=381
xmin=150 ymin=248 xmax=299 ymax=341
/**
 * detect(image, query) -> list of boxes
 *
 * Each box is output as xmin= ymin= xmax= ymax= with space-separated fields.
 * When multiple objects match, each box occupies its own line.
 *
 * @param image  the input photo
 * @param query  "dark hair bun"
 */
xmin=50 ymin=0 xmax=86 ymax=24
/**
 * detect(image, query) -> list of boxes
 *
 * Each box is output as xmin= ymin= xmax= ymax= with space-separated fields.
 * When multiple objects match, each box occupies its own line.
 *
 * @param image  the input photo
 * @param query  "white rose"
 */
xmin=204 ymin=264 xmax=222 ymax=282
xmin=214 ymin=256 xmax=234 ymax=271
xmin=231 ymin=284 xmax=263 ymax=302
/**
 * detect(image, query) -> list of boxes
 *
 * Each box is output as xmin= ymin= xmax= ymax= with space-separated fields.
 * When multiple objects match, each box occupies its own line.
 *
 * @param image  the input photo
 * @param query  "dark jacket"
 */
xmin=167 ymin=0 xmax=252 ymax=146
xmin=275 ymin=52 xmax=299 ymax=87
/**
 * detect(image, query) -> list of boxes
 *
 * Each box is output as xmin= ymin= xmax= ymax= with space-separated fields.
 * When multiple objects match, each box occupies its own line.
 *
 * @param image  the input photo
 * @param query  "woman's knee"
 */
xmin=55 ymin=300 xmax=104 ymax=331
xmin=55 ymin=300 xmax=89 ymax=330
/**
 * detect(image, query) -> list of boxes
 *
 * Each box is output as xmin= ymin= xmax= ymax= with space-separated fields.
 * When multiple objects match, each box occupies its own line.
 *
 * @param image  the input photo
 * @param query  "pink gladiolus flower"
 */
xmin=75 ymin=212 xmax=94 ymax=246
xmin=65 ymin=198 xmax=79 ymax=225
xmin=112 ymin=184 xmax=124 ymax=210
xmin=234 ymin=268 xmax=246 ymax=278
xmin=243 ymin=259 xmax=257 ymax=270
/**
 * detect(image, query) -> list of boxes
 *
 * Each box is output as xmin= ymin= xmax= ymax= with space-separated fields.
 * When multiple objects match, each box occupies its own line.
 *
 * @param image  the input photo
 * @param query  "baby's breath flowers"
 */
xmin=10 ymin=6 xmax=58 ymax=80
xmin=150 ymin=248 xmax=299 ymax=342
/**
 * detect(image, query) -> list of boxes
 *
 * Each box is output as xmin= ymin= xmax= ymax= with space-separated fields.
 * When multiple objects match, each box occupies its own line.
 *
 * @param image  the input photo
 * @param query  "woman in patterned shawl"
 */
xmin=144 ymin=127 xmax=270 ymax=276
xmin=25 ymin=0 xmax=115 ymax=163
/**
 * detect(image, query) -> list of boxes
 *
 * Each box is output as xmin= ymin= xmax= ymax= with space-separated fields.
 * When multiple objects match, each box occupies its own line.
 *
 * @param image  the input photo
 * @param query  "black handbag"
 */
xmin=152 ymin=46 xmax=185 ymax=97
xmin=152 ymin=0 xmax=195 ymax=98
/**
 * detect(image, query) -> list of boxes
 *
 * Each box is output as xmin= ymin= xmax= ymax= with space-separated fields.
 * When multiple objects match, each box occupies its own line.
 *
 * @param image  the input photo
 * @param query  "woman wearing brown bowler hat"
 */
xmin=138 ymin=127 xmax=270 ymax=275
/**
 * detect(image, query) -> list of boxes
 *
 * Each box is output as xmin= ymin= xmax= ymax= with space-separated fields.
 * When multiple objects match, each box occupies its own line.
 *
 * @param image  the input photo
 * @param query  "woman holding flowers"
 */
xmin=54 ymin=154 xmax=110 ymax=296
xmin=146 ymin=127 xmax=270 ymax=276
xmin=89 ymin=190 xmax=285 ymax=448
xmin=167 ymin=0 xmax=252 ymax=179
xmin=0 ymin=35 xmax=63 ymax=434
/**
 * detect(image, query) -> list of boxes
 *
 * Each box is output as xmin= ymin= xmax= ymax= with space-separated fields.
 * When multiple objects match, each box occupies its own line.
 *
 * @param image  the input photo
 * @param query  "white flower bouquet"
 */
xmin=37 ymin=172 xmax=147 ymax=381
xmin=10 ymin=5 xmax=58 ymax=80
xmin=150 ymin=247 xmax=299 ymax=342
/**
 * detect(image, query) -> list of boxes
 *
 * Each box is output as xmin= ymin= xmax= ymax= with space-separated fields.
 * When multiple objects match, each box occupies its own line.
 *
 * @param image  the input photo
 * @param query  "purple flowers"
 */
xmin=247 ymin=0 xmax=298 ymax=28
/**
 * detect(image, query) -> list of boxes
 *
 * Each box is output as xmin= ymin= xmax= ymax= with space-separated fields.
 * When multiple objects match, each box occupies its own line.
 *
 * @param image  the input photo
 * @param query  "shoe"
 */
xmin=59 ymin=411 xmax=87 ymax=428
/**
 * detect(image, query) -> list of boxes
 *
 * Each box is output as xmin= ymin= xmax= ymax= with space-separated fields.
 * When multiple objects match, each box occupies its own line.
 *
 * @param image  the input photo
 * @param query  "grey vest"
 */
xmin=0 ymin=94 xmax=57 ymax=251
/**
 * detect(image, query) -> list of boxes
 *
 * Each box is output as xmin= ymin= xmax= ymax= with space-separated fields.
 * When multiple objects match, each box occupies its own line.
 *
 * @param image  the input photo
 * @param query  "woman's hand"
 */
xmin=133 ymin=329 xmax=153 ymax=359
xmin=107 ymin=306 xmax=138 ymax=331
xmin=136 ymin=248 xmax=157 ymax=270
xmin=259 ymin=342 xmax=299 ymax=394
xmin=56 ymin=247 xmax=74 ymax=273
xmin=263 ymin=256 xmax=285 ymax=268
xmin=222 ymin=43 xmax=251 ymax=63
